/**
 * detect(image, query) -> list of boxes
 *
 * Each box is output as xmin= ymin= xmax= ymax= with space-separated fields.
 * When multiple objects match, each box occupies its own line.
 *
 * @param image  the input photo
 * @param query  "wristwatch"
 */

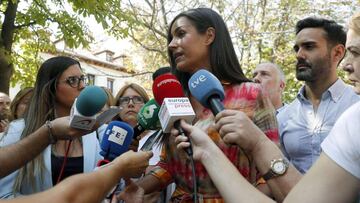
xmin=262 ymin=158 xmax=289 ymax=181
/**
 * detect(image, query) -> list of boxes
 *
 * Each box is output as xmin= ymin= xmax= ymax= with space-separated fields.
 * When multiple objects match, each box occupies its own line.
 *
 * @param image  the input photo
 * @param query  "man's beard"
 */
xmin=296 ymin=55 xmax=331 ymax=82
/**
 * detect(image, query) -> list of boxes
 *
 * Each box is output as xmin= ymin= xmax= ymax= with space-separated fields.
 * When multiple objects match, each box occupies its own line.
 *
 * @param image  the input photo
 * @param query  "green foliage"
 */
xmin=4 ymin=0 xmax=360 ymax=100
xmin=3 ymin=0 xmax=122 ymax=89
xmin=108 ymin=0 xmax=359 ymax=103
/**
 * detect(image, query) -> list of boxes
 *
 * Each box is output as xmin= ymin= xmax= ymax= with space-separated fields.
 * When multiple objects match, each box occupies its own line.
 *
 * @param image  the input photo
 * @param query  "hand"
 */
xmin=214 ymin=110 xmax=266 ymax=153
xmin=50 ymin=117 xmax=91 ymax=140
xmin=113 ymin=150 xmax=153 ymax=179
xmin=117 ymin=178 xmax=145 ymax=203
xmin=172 ymin=120 xmax=217 ymax=162
xmin=0 ymin=119 xmax=9 ymax=132
xmin=129 ymin=138 xmax=139 ymax=152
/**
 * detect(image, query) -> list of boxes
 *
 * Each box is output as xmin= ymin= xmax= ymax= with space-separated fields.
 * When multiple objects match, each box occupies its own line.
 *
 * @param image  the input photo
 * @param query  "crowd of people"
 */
xmin=0 ymin=7 xmax=359 ymax=203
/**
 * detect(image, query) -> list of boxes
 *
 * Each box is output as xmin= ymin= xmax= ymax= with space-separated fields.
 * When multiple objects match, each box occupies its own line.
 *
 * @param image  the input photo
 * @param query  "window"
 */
xmin=107 ymin=78 xmax=114 ymax=94
xmin=87 ymin=74 xmax=95 ymax=85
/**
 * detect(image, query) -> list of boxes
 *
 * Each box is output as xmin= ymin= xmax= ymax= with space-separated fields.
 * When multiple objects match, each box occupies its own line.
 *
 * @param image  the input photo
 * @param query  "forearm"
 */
xmin=201 ymin=142 xmax=274 ymax=203
xmin=2 ymin=162 xmax=124 ymax=203
xmin=0 ymin=125 xmax=50 ymax=178
xmin=251 ymin=138 xmax=302 ymax=201
xmin=136 ymin=173 xmax=163 ymax=194
xmin=58 ymin=162 xmax=124 ymax=203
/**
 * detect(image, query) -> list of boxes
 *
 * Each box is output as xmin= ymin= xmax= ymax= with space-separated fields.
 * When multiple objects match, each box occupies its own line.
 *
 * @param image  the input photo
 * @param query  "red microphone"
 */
xmin=153 ymin=74 xmax=195 ymax=156
xmin=152 ymin=74 xmax=185 ymax=105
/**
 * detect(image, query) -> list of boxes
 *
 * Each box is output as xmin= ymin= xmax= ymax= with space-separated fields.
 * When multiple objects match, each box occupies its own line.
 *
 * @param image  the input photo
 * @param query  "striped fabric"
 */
xmin=150 ymin=82 xmax=279 ymax=202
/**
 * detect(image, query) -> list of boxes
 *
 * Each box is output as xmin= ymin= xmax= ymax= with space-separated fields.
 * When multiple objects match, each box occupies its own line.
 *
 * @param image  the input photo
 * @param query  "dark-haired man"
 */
xmin=278 ymin=17 xmax=360 ymax=173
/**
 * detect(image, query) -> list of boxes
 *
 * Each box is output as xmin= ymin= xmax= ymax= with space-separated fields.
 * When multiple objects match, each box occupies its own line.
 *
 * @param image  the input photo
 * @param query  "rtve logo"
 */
xmin=190 ymin=74 xmax=207 ymax=88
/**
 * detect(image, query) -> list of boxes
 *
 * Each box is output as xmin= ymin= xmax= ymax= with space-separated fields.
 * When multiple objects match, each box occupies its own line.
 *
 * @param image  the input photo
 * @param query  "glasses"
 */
xmin=59 ymin=75 xmax=88 ymax=88
xmin=118 ymin=96 xmax=144 ymax=106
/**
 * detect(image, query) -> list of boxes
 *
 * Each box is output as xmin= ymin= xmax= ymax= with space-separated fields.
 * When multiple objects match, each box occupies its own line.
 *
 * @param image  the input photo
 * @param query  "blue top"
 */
xmin=0 ymin=119 xmax=102 ymax=199
xmin=277 ymin=79 xmax=360 ymax=173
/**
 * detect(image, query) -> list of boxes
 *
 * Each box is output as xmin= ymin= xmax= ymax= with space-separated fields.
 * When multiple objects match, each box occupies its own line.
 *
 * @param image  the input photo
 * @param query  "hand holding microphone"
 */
xmin=189 ymin=69 xmax=268 ymax=151
xmin=46 ymin=116 xmax=96 ymax=142
xmin=153 ymin=74 xmax=196 ymax=156
xmin=172 ymin=120 xmax=218 ymax=162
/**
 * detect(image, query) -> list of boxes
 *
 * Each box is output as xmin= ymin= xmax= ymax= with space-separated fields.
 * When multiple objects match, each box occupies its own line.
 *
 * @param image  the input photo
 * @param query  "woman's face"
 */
xmin=117 ymin=87 xmax=145 ymax=127
xmin=168 ymin=17 xmax=212 ymax=74
xmin=343 ymin=29 xmax=360 ymax=94
xmin=55 ymin=64 xmax=85 ymax=110
xmin=16 ymin=91 xmax=32 ymax=119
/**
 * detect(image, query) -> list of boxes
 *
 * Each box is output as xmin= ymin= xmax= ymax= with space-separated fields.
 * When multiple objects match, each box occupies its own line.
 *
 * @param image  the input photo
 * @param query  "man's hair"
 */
xmin=296 ymin=17 xmax=346 ymax=47
xmin=257 ymin=62 xmax=286 ymax=84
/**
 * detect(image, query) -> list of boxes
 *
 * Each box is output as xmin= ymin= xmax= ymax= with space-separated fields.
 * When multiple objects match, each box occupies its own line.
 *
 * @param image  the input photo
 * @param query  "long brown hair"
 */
xmin=167 ymin=8 xmax=250 ymax=94
xmin=9 ymin=87 xmax=34 ymax=121
xmin=13 ymin=56 xmax=80 ymax=193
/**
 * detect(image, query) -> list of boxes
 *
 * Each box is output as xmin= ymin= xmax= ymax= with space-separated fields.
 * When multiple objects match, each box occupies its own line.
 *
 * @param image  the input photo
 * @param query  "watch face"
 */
xmin=273 ymin=161 xmax=286 ymax=174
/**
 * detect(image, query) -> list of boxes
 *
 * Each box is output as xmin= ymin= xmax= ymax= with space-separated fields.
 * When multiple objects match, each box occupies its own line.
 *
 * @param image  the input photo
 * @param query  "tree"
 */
xmin=0 ymin=0 xmax=123 ymax=94
xmin=109 ymin=0 xmax=359 ymax=102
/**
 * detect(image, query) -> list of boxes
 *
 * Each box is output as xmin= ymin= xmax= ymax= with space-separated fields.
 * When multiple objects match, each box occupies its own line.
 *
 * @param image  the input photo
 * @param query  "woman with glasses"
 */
xmin=0 ymin=56 xmax=102 ymax=199
xmin=114 ymin=83 xmax=166 ymax=202
xmin=114 ymin=83 xmax=149 ymax=129
xmin=114 ymin=83 xmax=150 ymax=150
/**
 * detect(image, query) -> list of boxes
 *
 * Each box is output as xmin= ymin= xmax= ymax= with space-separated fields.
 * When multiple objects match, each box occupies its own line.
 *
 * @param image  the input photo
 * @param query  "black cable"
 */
xmin=189 ymin=155 xmax=198 ymax=203
xmin=174 ymin=120 xmax=198 ymax=203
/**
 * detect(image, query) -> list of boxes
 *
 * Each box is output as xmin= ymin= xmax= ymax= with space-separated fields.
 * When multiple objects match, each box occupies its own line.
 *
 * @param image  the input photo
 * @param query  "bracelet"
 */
xmin=45 ymin=120 xmax=57 ymax=144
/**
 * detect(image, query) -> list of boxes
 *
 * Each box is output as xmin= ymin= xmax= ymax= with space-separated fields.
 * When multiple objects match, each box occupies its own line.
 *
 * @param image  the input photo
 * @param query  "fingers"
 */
xmin=214 ymin=114 xmax=236 ymax=132
xmin=214 ymin=109 xmax=238 ymax=123
xmin=175 ymin=135 xmax=190 ymax=150
xmin=179 ymin=119 xmax=192 ymax=132
xmin=138 ymin=150 xmax=153 ymax=160
xmin=170 ymin=127 xmax=180 ymax=137
xmin=222 ymin=132 xmax=240 ymax=145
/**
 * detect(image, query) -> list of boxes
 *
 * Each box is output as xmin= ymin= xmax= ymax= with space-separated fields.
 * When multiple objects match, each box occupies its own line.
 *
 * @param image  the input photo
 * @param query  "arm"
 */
xmin=174 ymin=120 xmax=274 ymax=203
xmin=0 ymin=117 xmax=94 ymax=178
xmin=0 ymin=124 xmax=50 ymax=178
xmin=1 ymin=150 xmax=153 ymax=203
xmin=214 ymin=110 xmax=302 ymax=202
xmin=284 ymin=153 xmax=360 ymax=203
xmin=135 ymin=172 xmax=163 ymax=194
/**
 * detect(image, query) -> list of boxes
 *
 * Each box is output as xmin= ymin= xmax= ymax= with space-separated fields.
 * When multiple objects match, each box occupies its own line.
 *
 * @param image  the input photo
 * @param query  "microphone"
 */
xmin=152 ymin=74 xmax=185 ymax=105
xmin=153 ymin=74 xmax=195 ymax=155
xmin=133 ymin=99 xmax=161 ymax=139
xmin=70 ymin=86 xmax=107 ymax=130
xmin=98 ymin=121 xmax=134 ymax=166
xmin=188 ymin=69 xmax=225 ymax=115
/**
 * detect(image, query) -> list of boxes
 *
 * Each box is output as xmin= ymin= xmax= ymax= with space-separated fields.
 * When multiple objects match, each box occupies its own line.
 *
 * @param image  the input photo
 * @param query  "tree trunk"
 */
xmin=0 ymin=0 xmax=18 ymax=94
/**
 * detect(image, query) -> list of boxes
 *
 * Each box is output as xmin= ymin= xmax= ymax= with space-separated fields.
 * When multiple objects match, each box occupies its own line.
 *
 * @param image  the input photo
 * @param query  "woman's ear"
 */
xmin=204 ymin=27 xmax=215 ymax=45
